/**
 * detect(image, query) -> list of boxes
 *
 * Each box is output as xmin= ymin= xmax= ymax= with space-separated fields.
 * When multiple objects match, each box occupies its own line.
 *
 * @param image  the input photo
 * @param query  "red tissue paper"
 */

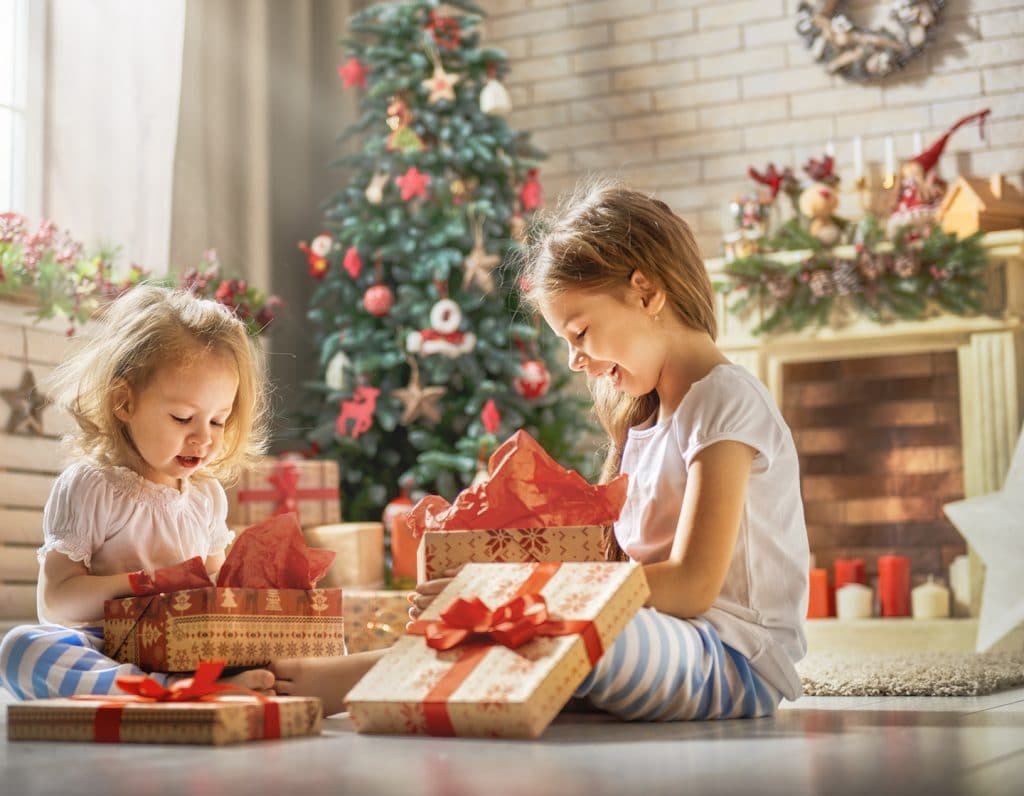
xmin=215 ymin=512 xmax=336 ymax=589
xmin=128 ymin=557 xmax=214 ymax=596
xmin=405 ymin=430 xmax=628 ymax=538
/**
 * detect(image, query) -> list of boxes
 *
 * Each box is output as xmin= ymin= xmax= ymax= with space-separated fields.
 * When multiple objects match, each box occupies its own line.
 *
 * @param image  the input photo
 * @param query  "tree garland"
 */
xmin=795 ymin=0 xmax=944 ymax=82
xmin=717 ymin=218 xmax=989 ymax=336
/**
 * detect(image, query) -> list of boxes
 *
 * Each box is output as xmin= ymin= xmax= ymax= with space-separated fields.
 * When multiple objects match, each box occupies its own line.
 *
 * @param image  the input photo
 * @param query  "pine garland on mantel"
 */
xmin=716 ymin=217 xmax=989 ymax=336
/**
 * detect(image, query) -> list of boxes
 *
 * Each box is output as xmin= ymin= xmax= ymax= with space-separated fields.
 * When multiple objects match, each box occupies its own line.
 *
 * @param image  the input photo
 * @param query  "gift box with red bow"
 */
xmin=226 ymin=457 xmax=340 ymax=528
xmin=345 ymin=561 xmax=650 ymax=739
xmin=7 ymin=661 xmax=322 ymax=745
xmin=104 ymin=515 xmax=346 ymax=672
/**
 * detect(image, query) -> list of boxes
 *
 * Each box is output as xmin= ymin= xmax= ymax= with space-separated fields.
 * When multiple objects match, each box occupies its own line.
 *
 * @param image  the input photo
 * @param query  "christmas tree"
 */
xmin=296 ymin=0 xmax=593 ymax=528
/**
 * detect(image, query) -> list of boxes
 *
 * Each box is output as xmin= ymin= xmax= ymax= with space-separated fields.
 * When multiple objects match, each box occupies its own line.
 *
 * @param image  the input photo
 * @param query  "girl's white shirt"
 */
xmin=616 ymin=364 xmax=809 ymax=700
xmin=37 ymin=461 xmax=234 ymax=624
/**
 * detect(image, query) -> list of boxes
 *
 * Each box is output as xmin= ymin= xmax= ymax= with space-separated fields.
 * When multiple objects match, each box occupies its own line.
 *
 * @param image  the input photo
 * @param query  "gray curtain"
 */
xmin=170 ymin=0 xmax=364 ymax=444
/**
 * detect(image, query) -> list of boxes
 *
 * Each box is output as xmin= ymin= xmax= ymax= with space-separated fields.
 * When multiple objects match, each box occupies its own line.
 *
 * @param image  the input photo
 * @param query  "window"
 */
xmin=0 ymin=0 xmax=42 ymax=216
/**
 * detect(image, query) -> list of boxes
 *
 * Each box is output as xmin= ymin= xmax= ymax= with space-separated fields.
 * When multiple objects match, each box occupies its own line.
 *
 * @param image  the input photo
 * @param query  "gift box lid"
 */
xmin=345 ymin=561 xmax=649 ymax=739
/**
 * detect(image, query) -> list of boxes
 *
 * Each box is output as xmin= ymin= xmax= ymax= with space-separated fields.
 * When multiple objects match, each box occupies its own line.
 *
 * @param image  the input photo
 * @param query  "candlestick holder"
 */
xmin=851 ymin=175 xmax=872 ymax=212
xmin=882 ymin=172 xmax=897 ymax=190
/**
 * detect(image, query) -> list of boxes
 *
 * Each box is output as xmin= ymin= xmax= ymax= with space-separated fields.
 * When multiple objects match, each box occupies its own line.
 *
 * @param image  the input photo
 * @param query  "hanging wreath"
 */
xmin=716 ymin=221 xmax=988 ymax=335
xmin=795 ymin=1 xmax=944 ymax=82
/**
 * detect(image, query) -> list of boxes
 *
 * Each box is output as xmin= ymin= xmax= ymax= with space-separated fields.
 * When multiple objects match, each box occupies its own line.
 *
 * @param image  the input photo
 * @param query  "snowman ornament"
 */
xmin=406 ymin=298 xmax=476 ymax=358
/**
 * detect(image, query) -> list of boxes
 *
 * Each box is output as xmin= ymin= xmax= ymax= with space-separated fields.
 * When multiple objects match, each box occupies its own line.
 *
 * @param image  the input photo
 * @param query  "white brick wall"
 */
xmin=483 ymin=0 xmax=1024 ymax=257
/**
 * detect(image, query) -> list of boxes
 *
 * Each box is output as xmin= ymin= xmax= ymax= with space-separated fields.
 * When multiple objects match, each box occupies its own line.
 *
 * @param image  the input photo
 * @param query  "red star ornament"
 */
xmin=338 ymin=57 xmax=368 ymax=89
xmin=343 ymin=247 xmax=363 ymax=279
xmin=395 ymin=166 xmax=431 ymax=201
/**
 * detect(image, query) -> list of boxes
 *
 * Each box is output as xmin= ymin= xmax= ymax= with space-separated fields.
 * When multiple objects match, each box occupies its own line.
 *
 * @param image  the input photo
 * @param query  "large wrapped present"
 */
xmin=8 ymin=662 xmax=321 ymax=745
xmin=226 ymin=457 xmax=340 ymax=527
xmin=343 ymin=589 xmax=411 ymax=653
xmin=346 ymin=561 xmax=650 ymax=739
xmin=408 ymin=431 xmax=626 ymax=581
xmin=418 ymin=524 xmax=607 ymax=581
xmin=104 ymin=514 xmax=345 ymax=672
xmin=304 ymin=523 xmax=385 ymax=588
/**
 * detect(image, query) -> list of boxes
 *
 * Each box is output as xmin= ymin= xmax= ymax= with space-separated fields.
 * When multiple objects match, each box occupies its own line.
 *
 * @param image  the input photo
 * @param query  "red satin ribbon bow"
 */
xmin=268 ymin=462 xmax=300 ymax=516
xmin=72 ymin=660 xmax=281 ymax=742
xmin=410 ymin=592 xmax=553 ymax=651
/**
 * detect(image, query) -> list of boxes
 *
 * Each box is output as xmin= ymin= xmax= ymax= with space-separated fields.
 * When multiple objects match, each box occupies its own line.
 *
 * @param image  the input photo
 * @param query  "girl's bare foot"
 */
xmin=271 ymin=650 xmax=386 ymax=717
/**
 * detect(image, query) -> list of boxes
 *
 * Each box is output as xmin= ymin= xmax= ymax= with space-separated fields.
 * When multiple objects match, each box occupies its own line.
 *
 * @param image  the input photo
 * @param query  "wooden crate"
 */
xmin=0 ymin=299 xmax=75 ymax=620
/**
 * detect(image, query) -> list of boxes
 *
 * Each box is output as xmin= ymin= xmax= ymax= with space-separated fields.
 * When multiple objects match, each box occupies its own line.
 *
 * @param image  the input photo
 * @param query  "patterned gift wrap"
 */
xmin=343 ymin=589 xmax=411 ymax=653
xmin=346 ymin=561 xmax=649 ymax=739
xmin=104 ymin=587 xmax=345 ymax=672
xmin=416 ymin=524 xmax=608 ymax=582
xmin=8 ymin=695 xmax=322 ymax=745
xmin=226 ymin=458 xmax=340 ymax=527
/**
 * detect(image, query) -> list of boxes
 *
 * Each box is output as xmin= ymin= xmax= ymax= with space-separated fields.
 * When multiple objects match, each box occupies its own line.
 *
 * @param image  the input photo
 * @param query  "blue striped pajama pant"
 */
xmin=574 ymin=609 xmax=783 ymax=721
xmin=0 ymin=624 xmax=170 ymax=700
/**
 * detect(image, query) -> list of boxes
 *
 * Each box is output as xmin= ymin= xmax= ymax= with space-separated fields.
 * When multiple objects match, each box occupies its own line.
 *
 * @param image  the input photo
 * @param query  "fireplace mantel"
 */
xmin=706 ymin=229 xmax=1024 ymax=633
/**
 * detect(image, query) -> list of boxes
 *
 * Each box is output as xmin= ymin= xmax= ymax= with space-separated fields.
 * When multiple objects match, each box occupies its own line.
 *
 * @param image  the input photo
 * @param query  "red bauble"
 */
xmin=514 ymin=359 xmax=550 ymax=399
xmin=363 ymin=284 xmax=394 ymax=317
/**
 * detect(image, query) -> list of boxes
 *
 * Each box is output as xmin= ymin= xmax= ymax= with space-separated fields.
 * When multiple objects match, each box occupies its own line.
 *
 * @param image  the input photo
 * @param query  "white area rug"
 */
xmin=797 ymin=651 xmax=1024 ymax=696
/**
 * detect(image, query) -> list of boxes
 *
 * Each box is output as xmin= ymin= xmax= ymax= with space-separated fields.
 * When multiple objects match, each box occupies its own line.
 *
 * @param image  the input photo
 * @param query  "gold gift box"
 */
xmin=304 ymin=523 xmax=385 ymax=589
xmin=343 ymin=589 xmax=410 ymax=653
xmin=346 ymin=561 xmax=649 ymax=739
xmin=416 ymin=524 xmax=608 ymax=582
xmin=8 ymin=695 xmax=321 ymax=745
xmin=226 ymin=458 xmax=340 ymax=528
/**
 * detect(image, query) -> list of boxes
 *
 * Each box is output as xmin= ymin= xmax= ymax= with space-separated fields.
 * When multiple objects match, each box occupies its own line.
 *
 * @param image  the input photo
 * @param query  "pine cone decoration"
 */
xmin=831 ymin=259 xmax=860 ymax=296
xmin=893 ymin=254 xmax=920 ymax=278
xmin=808 ymin=270 xmax=835 ymax=300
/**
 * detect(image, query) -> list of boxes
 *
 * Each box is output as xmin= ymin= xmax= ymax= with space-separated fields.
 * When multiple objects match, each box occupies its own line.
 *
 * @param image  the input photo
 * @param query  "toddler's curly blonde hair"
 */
xmin=48 ymin=285 xmax=270 ymax=485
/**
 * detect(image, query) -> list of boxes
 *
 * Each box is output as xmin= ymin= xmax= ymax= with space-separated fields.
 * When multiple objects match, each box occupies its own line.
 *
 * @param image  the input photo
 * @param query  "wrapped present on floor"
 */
xmin=409 ymin=431 xmax=628 ymax=581
xmin=346 ymin=561 xmax=650 ymax=739
xmin=104 ymin=515 xmax=345 ymax=672
xmin=343 ymin=589 xmax=411 ymax=653
xmin=8 ymin=661 xmax=322 ymax=745
xmin=226 ymin=457 xmax=340 ymax=528
xmin=304 ymin=522 xmax=385 ymax=589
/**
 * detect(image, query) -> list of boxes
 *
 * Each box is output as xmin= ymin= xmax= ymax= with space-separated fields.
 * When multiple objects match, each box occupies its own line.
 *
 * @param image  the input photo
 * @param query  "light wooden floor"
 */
xmin=2 ymin=685 xmax=1022 ymax=796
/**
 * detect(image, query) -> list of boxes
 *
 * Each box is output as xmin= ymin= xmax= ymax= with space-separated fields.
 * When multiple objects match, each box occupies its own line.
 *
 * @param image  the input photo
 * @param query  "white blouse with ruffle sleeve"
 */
xmin=38 ymin=461 xmax=235 ymax=578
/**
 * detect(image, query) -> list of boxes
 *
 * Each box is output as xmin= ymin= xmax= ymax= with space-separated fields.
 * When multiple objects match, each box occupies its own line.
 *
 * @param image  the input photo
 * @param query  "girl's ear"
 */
xmin=629 ymin=270 xmax=667 ymax=317
xmin=111 ymin=379 xmax=134 ymax=422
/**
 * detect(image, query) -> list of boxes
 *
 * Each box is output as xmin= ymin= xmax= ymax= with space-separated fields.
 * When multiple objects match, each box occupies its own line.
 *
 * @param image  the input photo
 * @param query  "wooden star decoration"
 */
xmin=462 ymin=235 xmax=501 ymax=294
xmin=943 ymin=426 xmax=1024 ymax=652
xmin=392 ymin=360 xmax=446 ymax=426
xmin=2 ymin=368 xmax=50 ymax=436
xmin=421 ymin=63 xmax=459 ymax=104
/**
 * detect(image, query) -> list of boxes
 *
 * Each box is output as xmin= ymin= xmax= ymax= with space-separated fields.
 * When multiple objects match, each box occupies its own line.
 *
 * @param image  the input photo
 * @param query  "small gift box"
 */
xmin=226 ymin=457 xmax=340 ymax=527
xmin=418 ymin=525 xmax=607 ymax=582
xmin=343 ymin=589 xmax=411 ymax=653
xmin=104 ymin=587 xmax=345 ymax=672
xmin=7 ymin=662 xmax=322 ymax=745
xmin=345 ymin=561 xmax=650 ymax=739
xmin=104 ymin=514 xmax=345 ymax=672
xmin=304 ymin=523 xmax=385 ymax=588
xmin=408 ymin=431 xmax=626 ymax=581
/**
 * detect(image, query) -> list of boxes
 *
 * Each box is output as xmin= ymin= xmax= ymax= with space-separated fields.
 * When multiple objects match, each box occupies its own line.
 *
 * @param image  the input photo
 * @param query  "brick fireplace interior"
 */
xmin=783 ymin=351 xmax=967 ymax=588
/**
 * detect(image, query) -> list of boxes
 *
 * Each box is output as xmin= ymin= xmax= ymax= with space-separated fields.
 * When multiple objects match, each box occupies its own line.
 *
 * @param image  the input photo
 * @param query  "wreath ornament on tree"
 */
xmin=796 ymin=0 xmax=944 ymax=81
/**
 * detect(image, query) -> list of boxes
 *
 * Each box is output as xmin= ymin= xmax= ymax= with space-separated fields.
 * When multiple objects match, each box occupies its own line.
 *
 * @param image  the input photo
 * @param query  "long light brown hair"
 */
xmin=48 ymin=285 xmax=270 ymax=485
xmin=520 ymin=178 xmax=716 ymax=559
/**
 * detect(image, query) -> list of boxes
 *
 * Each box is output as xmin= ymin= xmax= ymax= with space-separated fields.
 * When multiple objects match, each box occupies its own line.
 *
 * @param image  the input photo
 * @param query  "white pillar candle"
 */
xmin=836 ymin=582 xmax=873 ymax=620
xmin=884 ymin=136 xmax=896 ymax=176
xmin=949 ymin=555 xmax=971 ymax=617
xmin=911 ymin=131 xmax=923 ymax=154
xmin=911 ymin=577 xmax=950 ymax=620
xmin=825 ymin=140 xmax=835 ymax=158
xmin=852 ymin=136 xmax=864 ymax=178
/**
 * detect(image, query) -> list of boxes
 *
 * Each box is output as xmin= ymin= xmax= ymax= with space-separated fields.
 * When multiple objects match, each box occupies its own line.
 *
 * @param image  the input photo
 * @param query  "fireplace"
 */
xmin=706 ymin=229 xmax=1024 ymax=632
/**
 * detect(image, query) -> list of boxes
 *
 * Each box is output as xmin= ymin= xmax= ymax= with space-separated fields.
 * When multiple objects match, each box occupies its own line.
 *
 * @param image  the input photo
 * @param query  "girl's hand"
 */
xmin=407 ymin=567 xmax=462 ymax=625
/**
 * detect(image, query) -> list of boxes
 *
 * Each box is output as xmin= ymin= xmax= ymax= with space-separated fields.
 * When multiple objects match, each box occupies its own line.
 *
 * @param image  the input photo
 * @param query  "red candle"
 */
xmin=878 ymin=555 xmax=911 ymax=617
xmin=807 ymin=567 xmax=831 ymax=619
xmin=389 ymin=514 xmax=418 ymax=586
xmin=834 ymin=558 xmax=866 ymax=590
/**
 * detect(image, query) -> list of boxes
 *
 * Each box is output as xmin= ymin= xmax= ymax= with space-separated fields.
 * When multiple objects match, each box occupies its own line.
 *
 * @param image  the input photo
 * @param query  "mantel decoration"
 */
xmin=717 ymin=109 xmax=996 ymax=336
xmin=796 ymin=0 xmax=945 ymax=82
xmin=0 ymin=213 xmax=281 ymax=336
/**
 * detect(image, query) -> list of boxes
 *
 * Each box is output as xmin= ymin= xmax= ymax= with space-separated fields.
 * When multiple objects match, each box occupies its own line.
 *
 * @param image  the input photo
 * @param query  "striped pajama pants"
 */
xmin=574 ymin=609 xmax=783 ymax=721
xmin=0 ymin=624 xmax=170 ymax=700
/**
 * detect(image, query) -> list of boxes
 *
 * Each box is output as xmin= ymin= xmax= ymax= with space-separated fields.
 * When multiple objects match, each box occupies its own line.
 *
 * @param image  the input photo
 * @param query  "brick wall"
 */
xmin=483 ymin=0 xmax=1024 ymax=258
xmin=784 ymin=352 xmax=967 ymax=583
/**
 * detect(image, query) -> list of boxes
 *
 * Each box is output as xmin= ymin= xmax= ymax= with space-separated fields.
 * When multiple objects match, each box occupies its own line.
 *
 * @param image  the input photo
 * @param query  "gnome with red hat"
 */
xmin=888 ymin=109 xmax=991 ymax=237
